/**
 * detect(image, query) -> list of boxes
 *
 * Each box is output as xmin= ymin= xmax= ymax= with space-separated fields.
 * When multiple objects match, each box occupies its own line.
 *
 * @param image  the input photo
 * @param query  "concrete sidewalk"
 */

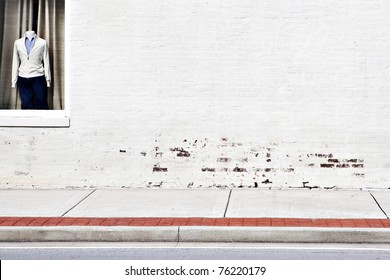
xmin=0 ymin=188 xmax=390 ymax=243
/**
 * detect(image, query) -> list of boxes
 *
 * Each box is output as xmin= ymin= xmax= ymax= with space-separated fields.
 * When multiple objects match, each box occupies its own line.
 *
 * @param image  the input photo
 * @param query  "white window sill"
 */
xmin=0 ymin=110 xmax=70 ymax=127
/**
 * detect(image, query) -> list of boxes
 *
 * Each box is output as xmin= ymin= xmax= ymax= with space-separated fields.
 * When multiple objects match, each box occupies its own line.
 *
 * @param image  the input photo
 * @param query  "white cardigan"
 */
xmin=12 ymin=36 xmax=51 ymax=88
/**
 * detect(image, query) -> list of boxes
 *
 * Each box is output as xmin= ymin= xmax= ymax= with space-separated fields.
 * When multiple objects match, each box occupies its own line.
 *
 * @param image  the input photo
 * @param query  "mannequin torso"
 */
xmin=12 ymin=31 xmax=51 ymax=88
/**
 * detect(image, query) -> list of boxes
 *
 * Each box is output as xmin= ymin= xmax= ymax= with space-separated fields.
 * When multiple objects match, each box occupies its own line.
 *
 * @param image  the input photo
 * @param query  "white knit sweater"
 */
xmin=12 ymin=36 xmax=51 ymax=88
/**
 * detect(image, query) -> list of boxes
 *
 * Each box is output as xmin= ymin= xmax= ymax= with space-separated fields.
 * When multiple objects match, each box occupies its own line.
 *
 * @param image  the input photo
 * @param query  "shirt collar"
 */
xmin=25 ymin=36 xmax=35 ymax=42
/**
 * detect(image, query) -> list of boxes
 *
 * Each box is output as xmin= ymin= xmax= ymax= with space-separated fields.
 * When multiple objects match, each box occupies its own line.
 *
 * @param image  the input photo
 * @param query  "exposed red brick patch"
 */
xmin=170 ymin=147 xmax=191 ymax=157
xmin=153 ymin=167 xmax=168 ymax=172
xmin=321 ymin=163 xmax=334 ymax=168
xmin=233 ymin=167 xmax=247 ymax=172
xmin=201 ymin=167 xmax=216 ymax=172
xmin=217 ymin=158 xmax=231 ymax=163
xmin=336 ymin=164 xmax=350 ymax=168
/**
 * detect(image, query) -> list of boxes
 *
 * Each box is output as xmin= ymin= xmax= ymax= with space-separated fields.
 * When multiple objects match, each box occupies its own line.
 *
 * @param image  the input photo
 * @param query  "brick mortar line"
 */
xmin=0 ymin=217 xmax=390 ymax=228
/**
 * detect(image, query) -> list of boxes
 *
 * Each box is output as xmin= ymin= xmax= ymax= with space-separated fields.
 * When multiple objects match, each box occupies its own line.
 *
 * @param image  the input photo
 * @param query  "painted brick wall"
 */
xmin=1 ymin=0 xmax=390 ymax=189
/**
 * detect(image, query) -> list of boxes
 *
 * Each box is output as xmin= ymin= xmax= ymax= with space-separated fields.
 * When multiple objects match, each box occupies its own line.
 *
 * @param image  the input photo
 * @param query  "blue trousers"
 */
xmin=17 ymin=76 xmax=49 ymax=110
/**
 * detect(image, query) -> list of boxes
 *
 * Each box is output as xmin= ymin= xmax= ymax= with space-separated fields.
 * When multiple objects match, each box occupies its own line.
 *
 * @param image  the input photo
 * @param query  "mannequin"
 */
xmin=12 ymin=31 xmax=51 ymax=110
xmin=25 ymin=30 xmax=35 ymax=40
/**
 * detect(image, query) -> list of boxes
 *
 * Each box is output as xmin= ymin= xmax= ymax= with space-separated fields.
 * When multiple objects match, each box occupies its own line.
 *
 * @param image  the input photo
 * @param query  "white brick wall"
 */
xmin=1 ymin=0 xmax=390 ymax=189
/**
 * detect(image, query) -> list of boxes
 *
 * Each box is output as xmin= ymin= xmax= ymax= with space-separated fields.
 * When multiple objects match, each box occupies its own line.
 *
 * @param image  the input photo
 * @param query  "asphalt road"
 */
xmin=1 ymin=243 xmax=390 ymax=260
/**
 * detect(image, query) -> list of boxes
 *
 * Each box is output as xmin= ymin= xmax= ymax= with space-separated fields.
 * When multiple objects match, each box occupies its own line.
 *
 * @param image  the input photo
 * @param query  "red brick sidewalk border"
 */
xmin=0 ymin=217 xmax=390 ymax=228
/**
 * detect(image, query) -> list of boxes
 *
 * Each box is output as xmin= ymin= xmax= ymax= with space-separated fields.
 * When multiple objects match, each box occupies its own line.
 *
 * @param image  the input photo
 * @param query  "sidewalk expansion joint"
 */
xmin=61 ymin=189 xmax=97 ymax=217
xmin=370 ymin=192 xmax=389 ymax=219
xmin=223 ymin=189 xmax=232 ymax=217
xmin=177 ymin=227 xmax=180 ymax=243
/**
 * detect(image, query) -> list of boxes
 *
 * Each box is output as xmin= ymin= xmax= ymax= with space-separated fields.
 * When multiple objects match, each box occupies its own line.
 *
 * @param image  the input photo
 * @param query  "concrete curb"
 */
xmin=179 ymin=226 xmax=390 ymax=243
xmin=0 ymin=227 xmax=179 ymax=242
xmin=1 ymin=226 xmax=390 ymax=243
